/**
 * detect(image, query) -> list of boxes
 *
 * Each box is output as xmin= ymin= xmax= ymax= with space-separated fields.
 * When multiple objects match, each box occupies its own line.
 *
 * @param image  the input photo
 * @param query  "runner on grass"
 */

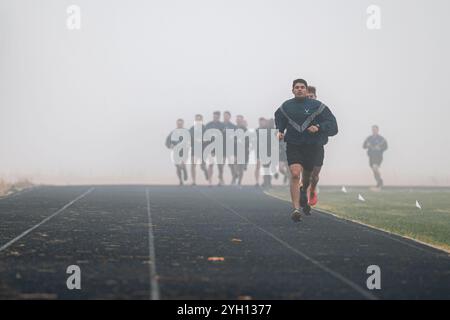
xmin=363 ymin=125 xmax=388 ymax=191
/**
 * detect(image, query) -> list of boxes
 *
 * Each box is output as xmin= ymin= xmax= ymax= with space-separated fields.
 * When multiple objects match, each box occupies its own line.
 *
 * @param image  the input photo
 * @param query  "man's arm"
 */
xmin=274 ymin=106 xmax=288 ymax=140
xmin=380 ymin=137 xmax=388 ymax=152
xmin=363 ymin=137 xmax=369 ymax=149
xmin=275 ymin=106 xmax=288 ymax=140
xmin=274 ymin=106 xmax=288 ymax=133
xmin=165 ymin=132 xmax=173 ymax=149
xmin=317 ymin=106 xmax=338 ymax=137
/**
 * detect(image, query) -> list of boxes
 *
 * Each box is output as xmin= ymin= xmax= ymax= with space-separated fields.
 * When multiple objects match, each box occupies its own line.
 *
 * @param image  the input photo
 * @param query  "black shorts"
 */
xmin=369 ymin=155 xmax=383 ymax=167
xmin=286 ymin=143 xmax=324 ymax=171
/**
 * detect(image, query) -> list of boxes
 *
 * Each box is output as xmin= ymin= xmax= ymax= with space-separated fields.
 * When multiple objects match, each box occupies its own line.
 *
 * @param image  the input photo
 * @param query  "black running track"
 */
xmin=0 ymin=186 xmax=449 ymax=300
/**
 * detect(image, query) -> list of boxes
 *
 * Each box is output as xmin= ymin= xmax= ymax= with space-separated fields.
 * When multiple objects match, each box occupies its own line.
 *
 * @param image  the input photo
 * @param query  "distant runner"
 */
xmin=254 ymin=117 xmax=267 ymax=187
xmin=205 ymin=111 xmax=226 ymax=186
xmin=235 ymin=115 xmax=250 ymax=187
xmin=166 ymin=118 xmax=188 ymax=186
xmin=363 ymin=125 xmax=388 ymax=190
xmin=275 ymin=79 xmax=338 ymax=222
xmin=307 ymin=86 xmax=317 ymax=99
xmin=189 ymin=114 xmax=209 ymax=186
xmin=223 ymin=111 xmax=238 ymax=185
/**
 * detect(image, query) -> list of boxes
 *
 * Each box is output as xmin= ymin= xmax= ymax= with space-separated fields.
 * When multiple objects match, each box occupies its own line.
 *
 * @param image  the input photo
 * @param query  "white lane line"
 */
xmin=0 ymin=187 xmax=95 ymax=253
xmin=197 ymin=188 xmax=378 ymax=301
xmin=145 ymin=188 xmax=160 ymax=300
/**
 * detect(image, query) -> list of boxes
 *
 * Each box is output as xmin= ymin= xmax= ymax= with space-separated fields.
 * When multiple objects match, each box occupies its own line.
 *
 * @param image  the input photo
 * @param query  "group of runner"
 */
xmin=165 ymin=112 xmax=288 ymax=188
xmin=166 ymin=78 xmax=388 ymax=222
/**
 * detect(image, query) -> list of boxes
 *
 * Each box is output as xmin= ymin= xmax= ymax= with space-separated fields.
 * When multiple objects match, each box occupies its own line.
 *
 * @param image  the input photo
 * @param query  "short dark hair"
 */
xmin=195 ymin=114 xmax=203 ymax=119
xmin=372 ymin=125 xmax=379 ymax=130
xmin=176 ymin=118 xmax=184 ymax=123
xmin=307 ymin=86 xmax=316 ymax=95
xmin=224 ymin=111 xmax=231 ymax=116
xmin=292 ymin=79 xmax=308 ymax=88
xmin=213 ymin=111 xmax=221 ymax=116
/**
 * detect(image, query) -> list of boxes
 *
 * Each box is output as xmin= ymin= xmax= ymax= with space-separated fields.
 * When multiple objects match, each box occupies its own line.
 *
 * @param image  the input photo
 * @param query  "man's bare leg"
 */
xmin=289 ymin=164 xmax=303 ymax=209
xmin=217 ymin=164 xmax=224 ymax=185
xmin=191 ymin=163 xmax=197 ymax=185
xmin=208 ymin=164 xmax=214 ymax=185
xmin=310 ymin=166 xmax=322 ymax=193
xmin=300 ymin=169 xmax=314 ymax=214
xmin=176 ymin=165 xmax=183 ymax=185
xmin=181 ymin=162 xmax=188 ymax=181
xmin=371 ymin=164 xmax=383 ymax=188
xmin=255 ymin=160 xmax=261 ymax=186
xmin=302 ymin=169 xmax=312 ymax=191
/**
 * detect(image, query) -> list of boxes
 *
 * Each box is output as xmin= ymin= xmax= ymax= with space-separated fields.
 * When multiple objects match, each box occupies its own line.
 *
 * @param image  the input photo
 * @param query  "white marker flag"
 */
xmin=358 ymin=194 xmax=366 ymax=202
xmin=342 ymin=186 xmax=347 ymax=193
xmin=415 ymin=200 xmax=422 ymax=210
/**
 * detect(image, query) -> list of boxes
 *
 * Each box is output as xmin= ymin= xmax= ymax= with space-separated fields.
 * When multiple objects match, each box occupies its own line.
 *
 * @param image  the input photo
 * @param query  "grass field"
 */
xmin=267 ymin=186 xmax=450 ymax=253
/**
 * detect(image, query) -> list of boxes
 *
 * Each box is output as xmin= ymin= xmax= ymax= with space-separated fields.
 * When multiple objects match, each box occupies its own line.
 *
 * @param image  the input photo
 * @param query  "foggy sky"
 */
xmin=1 ymin=0 xmax=450 ymax=186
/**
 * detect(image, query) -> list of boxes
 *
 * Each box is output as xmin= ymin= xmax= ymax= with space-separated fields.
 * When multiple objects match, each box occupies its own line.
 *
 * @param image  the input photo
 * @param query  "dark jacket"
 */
xmin=274 ymin=98 xmax=338 ymax=146
xmin=363 ymin=135 xmax=388 ymax=157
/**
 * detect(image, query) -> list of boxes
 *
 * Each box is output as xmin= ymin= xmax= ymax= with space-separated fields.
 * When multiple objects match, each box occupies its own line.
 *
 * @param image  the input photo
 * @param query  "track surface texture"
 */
xmin=0 ymin=186 xmax=449 ymax=300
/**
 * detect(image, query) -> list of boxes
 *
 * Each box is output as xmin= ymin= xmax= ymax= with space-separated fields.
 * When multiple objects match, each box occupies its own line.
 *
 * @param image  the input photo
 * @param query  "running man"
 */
xmin=307 ymin=86 xmax=317 ymax=99
xmin=275 ymin=79 xmax=338 ymax=222
xmin=166 ymin=118 xmax=188 ymax=186
xmin=205 ymin=111 xmax=226 ymax=186
xmin=254 ymin=117 xmax=267 ymax=187
xmin=261 ymin=118 xmax=276 ymax=189
xmin=235 ymin=115 xmax=250 ymax=186
xmin=223 ymin=111 xmax=238 ymax=185
xmin=189 ymin=114 xmax=209 ymax=186
xmin=363 ymin=125 xmax=388 ymax=190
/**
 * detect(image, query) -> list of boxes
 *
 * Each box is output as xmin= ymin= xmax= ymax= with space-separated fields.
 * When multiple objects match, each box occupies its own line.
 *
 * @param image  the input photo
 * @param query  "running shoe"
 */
xmin=302 ymin=204 xmax=311 ymax=216
xmin=291 ymin=208 xmax=302 ymax=222
xmin=308 ymin=190 xmax=318 ymax=206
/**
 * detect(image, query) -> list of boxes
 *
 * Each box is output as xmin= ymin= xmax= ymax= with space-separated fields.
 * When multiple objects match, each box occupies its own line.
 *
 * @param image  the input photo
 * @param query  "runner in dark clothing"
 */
xmin=223 ymin=111 xmax=238 ymax=185
xmin=166 ymin=119 xmax=188 ymax=186
xmin=254 ymin=117 xmax=267 ymax=187
xmin=363 ymin=125 xmax=388 ymax=190
xmin=205 ymin=111 xmax=226 ymax=186
xmin=307 ymin=86 xmax=317 ymax=100
xmin=189 ymin=114 xmax=209 ymax=186
xmin=235 ymin=115 xmax=250 ymax=187
xmin=275 ymin=79 xmax=338 ymax=222
xmin=262 ymin=118 xmax=276 ymax=189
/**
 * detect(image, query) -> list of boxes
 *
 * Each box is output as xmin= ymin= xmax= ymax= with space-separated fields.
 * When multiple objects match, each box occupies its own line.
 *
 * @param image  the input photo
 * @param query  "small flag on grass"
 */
xmin=358 ymin=194 xmax=366 ymax=202
xmin=416 ymin=200 xmax=422 ymax=210
xmin=342 ymin=186 xmax=347 ymax=193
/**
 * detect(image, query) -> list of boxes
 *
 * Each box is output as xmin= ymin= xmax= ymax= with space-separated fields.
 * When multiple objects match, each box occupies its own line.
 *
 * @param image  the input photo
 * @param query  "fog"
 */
xmin=1 ymin=0 xmax=450 ymax=186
